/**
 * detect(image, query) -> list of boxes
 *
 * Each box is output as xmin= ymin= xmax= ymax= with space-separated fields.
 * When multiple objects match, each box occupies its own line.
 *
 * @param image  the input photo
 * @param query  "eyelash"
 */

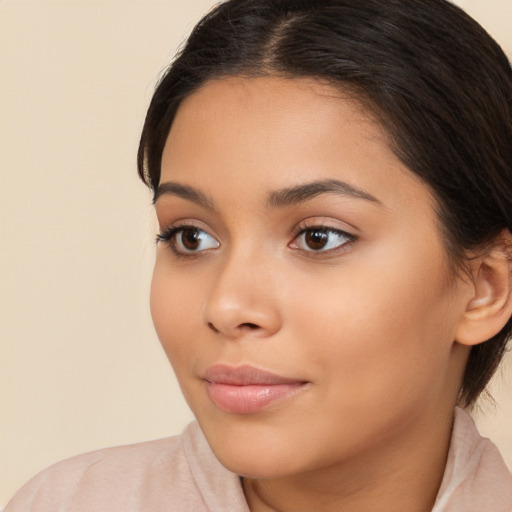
xmin=290 ymin=223 xmax=357 ymax=257
xmin=156 ymin=223 xmax=357 ymax=258
xmin=156 ymin=224 xmax=218 ymax=258
xmin=155 ymin=225 xmax=178 ymax=245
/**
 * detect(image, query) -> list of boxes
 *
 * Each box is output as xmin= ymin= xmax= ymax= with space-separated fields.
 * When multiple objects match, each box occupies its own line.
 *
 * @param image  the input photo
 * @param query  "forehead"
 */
xmin=165 ymin=76 xmax=384 ymax=158
xmin=161 ymin=76 xmax=431 ymax=212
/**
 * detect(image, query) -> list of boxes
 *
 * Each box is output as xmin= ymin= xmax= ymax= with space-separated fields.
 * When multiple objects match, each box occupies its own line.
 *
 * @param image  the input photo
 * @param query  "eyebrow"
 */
xmin=267 ymin=179 xmax=381 ymax=208
xmin=154 ymin=178 xmax=381 ymax=209
xmin=153 ymin=181 xmax=214 ymax=209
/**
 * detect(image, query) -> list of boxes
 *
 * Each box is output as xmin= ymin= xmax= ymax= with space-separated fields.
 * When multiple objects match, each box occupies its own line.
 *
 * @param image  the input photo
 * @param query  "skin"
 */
xmin=151 ymin=76 xmax=476 ymax=511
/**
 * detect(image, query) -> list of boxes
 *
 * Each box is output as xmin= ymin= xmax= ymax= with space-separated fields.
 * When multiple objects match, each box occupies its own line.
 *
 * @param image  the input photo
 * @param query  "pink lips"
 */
xmin=203 ymin=365 xmax=307 ymax=414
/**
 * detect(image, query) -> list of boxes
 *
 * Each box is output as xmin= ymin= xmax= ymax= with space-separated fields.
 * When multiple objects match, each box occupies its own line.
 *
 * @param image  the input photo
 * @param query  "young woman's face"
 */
xmin=151 ymin=77 xmax=472 ymax=478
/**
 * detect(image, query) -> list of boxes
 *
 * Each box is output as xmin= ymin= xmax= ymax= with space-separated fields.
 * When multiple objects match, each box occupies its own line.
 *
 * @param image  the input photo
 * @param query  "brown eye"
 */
xmin=305 ymin=229 xmax=329 ymax=250
xmin=181 ymin=228 xmax=202 ymax=250
xmin=291 ymin=227 xmax=353 ymax=253
xmin=165 ymin=226 xmax=220 ymax=254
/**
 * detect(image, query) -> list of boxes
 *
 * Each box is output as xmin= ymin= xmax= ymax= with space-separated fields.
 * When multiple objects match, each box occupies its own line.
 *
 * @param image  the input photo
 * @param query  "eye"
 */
xmin=290 ymin=227 xmax=354 ymax=253
xmin=157 ymin=226 xmax=220 ymax=255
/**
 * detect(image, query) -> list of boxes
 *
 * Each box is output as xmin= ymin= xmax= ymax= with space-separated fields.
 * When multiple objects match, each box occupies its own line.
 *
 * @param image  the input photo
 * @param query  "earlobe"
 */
xmin=455 ymin=231 xmax=512 ymax=346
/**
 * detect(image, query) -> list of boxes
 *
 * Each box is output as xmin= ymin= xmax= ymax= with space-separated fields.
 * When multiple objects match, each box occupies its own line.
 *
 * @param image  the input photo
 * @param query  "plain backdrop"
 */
xmin=1 ymin=0 xmax=511 ymax=506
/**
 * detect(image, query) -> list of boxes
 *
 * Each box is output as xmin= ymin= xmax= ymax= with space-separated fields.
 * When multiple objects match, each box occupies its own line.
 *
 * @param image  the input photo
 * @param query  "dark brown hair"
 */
xmin=137 ymin=0 xmax=512 ymax=407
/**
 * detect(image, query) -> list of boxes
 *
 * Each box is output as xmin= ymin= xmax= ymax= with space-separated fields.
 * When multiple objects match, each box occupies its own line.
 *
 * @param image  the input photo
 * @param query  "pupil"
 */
xmin=306 ymin=230 xmax=328 ymax=250
xmin=182 ymin=229 xmax=200 ymax=250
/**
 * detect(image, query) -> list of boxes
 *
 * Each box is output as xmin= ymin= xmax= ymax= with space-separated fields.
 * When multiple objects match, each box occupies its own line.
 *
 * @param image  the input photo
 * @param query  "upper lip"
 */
xmin=203 ymin=364 xmax=305 ymax=385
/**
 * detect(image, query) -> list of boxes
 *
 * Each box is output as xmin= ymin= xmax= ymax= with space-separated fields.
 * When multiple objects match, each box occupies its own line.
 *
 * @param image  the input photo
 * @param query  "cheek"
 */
xmin=150 ymin=258 xmax=203 ymax=368
xmin=288 ymin=246 xmax=458 ymax=406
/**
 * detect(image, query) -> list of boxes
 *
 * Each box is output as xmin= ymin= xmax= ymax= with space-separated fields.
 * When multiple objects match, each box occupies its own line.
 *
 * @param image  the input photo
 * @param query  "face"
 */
xmin=151 ymin=77 xmax=471 ymax=479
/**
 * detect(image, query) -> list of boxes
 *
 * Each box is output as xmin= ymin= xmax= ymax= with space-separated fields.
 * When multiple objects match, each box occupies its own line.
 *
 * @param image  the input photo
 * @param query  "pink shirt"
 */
xmin=6 ymin=408 xmax=512 ymax=511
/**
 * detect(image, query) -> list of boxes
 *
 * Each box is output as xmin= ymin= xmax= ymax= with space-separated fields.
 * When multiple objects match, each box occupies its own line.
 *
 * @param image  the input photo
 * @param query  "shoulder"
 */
xmin=433 ymin=407 xmax=512 ymax=512
xmin=5 ymin=423 xmax=223 ymax=512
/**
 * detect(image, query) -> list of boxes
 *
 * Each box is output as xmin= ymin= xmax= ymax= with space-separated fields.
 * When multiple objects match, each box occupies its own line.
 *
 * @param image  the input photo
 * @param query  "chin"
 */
xmin=196 ymin=414 xmax=321 ymax=479
xmin=212 ymin=444 xmax=301 ymax=479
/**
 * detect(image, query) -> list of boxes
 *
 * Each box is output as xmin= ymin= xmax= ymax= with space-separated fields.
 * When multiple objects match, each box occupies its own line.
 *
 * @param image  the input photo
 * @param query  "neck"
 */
xmin=242 ymin=404 xmax=456 ymax=512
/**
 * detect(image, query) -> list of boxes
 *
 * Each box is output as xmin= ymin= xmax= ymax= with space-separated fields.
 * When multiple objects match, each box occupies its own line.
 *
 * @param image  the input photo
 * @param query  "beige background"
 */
xmin=1 ymin=0 xmax=511 ymax=507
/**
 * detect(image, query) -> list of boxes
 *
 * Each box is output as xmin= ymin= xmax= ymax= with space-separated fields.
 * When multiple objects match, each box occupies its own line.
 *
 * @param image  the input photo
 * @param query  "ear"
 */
xmin=455 ymin=230 xmax=512 ymax=346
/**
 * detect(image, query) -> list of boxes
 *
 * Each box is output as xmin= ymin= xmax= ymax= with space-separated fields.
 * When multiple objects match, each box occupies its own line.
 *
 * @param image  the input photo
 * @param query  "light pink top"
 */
xmin=6 ymin=408 xmax=512 ymax=512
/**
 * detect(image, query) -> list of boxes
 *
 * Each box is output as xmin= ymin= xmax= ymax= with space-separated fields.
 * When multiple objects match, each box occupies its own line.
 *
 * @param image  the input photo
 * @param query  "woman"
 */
xmin=7 ymin=0 xmax=512 ymax=510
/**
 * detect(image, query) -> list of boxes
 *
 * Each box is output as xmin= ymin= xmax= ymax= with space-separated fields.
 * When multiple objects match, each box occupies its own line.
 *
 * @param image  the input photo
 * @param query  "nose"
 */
xmin=202 ymin=252 xmax=282 ymax=339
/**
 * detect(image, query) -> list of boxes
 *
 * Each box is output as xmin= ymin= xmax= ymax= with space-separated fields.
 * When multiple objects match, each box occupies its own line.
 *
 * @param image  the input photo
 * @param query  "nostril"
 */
xmin=207 ymin=321 xmax=260 ymax=334
xmin=240 ymin=322 xmax=259 ymax=330
xmin=207 ymin=322 xmax=219 ymax=333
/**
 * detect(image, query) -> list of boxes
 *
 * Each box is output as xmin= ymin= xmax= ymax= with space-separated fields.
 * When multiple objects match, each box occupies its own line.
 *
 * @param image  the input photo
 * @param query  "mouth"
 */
xmin=202 ymin=364 xmax=309 ymax=414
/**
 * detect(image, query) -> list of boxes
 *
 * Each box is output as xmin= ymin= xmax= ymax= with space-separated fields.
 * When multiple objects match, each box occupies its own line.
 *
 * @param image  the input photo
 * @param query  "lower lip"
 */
xmin=206 ymin=382 xmax=306 ymax=414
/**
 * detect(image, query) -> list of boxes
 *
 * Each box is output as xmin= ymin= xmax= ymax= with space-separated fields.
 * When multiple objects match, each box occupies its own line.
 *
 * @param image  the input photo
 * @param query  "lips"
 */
xmin=203 ymin=364 xmax=308 ymax=414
